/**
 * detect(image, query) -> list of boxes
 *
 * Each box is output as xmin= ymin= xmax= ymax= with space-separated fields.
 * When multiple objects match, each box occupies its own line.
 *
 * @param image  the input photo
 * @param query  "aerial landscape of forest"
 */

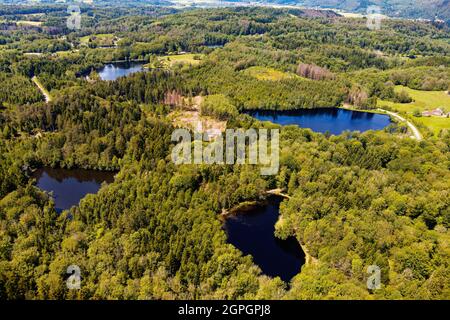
xmin=0 ymin=0 xmax=449 ymax=305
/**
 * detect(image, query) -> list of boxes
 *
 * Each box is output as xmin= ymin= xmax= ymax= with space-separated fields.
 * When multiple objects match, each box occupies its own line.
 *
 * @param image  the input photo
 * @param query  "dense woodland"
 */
xmin=0 ymin=5 xmax=449 ymax=300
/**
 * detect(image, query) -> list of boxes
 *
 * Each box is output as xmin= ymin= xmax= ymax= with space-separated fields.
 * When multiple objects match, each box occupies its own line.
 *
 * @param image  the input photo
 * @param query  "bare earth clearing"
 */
xmin=169 ymin=96 xmax=227 ymax=139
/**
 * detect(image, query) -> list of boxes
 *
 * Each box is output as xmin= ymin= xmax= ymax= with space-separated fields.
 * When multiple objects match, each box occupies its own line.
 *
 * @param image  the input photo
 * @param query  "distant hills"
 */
xmin=229 ymin=0 xmax=449 ymax=21
xmin=0 ymin=0 xmax=448 ymax=22
xmin=298 ymin=0 xmax=449 ymax=21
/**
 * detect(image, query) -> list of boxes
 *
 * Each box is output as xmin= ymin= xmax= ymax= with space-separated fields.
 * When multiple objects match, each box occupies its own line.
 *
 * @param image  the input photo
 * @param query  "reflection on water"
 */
xmin=245 ymin=108 xmax=391 ymax=135
xmin=224 ymin=197 xmax=305 ymax=283
xmin=98 ymin=62 xmax=146 ymax=81
xmin=32 ymin=167 xmax=115 ymax=212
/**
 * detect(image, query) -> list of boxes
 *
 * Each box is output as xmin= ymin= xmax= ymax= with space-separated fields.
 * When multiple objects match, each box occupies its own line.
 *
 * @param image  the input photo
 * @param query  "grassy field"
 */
xmin=333 ymin=11 xmax=364 ymax=18
xmin=242 ymin=66 xmax=297 ymax=81
xmin=80 ymin=34 xmax=115 ymax=45
xmin=378 ymin=85 xmax=450 ymax=135
xmin=378 ymin=85 xmax=450 ymax=112
xmin=414 ymin=117 xmax=450 ymax=136
xmin=54 ymin=50 xmax=79 ymax=57
xmin=16 ymin=20 xmax=42 ymax=26
xmin=147 ymin=53 xmax=204 ymax=69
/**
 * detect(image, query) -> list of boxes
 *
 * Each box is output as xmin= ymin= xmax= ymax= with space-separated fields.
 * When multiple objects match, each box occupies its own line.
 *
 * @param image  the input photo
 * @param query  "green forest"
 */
xmin=0 ymin=4 xmax=449 ymax=300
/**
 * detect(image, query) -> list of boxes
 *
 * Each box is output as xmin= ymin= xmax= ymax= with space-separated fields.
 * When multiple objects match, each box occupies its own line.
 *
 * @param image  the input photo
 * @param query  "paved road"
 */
xmin=378 ymin=108 xmax=422 ymax=141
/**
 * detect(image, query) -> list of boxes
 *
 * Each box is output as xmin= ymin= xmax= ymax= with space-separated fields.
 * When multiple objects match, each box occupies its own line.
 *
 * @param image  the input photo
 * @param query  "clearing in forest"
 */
xmin=80 ymin=34 xmax=117 ymax=47
xmin=242 ymin=66 xmax=297 ymax=81
xmin=147 ymin=53 xmax=204 ymax=69
xmin=169 ymin=96 xmax=227 ymax=139
xmin=378 ymin=85 xmax=450 ymax=135
xmin=16 ymin=20 xmax=43 ymax=26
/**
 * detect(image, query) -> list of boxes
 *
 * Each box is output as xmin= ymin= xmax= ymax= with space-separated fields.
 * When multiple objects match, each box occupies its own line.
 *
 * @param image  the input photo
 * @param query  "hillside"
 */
xmin=281 ymin=0 xmax=450 ymax=21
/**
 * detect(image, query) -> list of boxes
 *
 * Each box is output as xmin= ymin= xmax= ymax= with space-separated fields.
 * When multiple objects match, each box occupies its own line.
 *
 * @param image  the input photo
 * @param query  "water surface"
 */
xmin=98 ymin=61 xmax=145 ymax=81
xmin=245 ymin=108 xmax=391 ymax=135
xmin=224 ymin=197 xmax=305 ymax=282
xmin=33 ymin=167 xmax=115 ymax=212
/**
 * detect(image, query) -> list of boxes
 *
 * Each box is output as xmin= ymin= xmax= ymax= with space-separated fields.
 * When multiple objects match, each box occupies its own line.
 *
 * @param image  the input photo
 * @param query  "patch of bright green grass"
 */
xmin=54 ymin=50 xmax=78 ymax=57
xmin=381 ymin=85 xmax=450 ymax=113
xmin=146 ymin=53 xmax=204 ymax=69
xmin=161 ymin=53 xmax=203 ymax=67
xmin=414 ymin=116 xmax=450 ymax=136
xmin=242 ymin=66 xmax=297 ymax=81
xmin=80 ymin=34 xmax=115 ymax=44
xmin=16 ymin=20 xmax=42 ymax=26
xmin=378 ymin=85 xmax=450 ymax=135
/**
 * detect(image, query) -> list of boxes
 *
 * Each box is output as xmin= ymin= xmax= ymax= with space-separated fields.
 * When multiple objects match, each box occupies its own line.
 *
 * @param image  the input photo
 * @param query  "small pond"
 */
xmin=98 ymin=61 xmax=146 ymax=81
xmin=224 ymin=197 xmax=305 ymax=282
xmin=32 ymin=167 xmax=115 ymax=212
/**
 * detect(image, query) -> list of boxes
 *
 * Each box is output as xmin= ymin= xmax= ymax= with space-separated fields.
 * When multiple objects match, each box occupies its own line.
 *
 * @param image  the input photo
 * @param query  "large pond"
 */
xmin=32 ymin=167 xmax=115 ymax=212
xmin=98 ymin=61 xmax=146 ymax=81
xmin=224 ymin=197 xmax=305 ymax=282
xmin=245 ymin=108 xmax=392 ymax=135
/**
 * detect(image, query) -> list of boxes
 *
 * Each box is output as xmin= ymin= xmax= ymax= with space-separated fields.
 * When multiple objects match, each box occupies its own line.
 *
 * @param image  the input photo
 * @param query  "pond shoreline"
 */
xmin=220 ymin=190 xmax=290 ymax=219
xmin=97 ymin=61 xmax=147 ymax=81
xmin=32 ymin=167 xmax=116 ymax=212
xmin=244 ymin=107 xmax=392 ymax=135
xmin=222 ymin=194 xmax=307 ymax=282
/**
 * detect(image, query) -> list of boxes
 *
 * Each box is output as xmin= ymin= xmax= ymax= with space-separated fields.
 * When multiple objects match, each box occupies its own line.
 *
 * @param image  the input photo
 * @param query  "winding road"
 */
xmin=378 ymin=108 xmax=423 ymax=141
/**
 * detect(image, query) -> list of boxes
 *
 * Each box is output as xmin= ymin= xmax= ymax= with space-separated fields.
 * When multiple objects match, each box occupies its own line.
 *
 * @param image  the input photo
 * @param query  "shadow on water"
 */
xmin=245 ymin=108 xmax=391 ymax=135
xmin=224 ymin=196 xmax=305 ymax=283
xmin=32 ymin=167 xmax=115 ymax=213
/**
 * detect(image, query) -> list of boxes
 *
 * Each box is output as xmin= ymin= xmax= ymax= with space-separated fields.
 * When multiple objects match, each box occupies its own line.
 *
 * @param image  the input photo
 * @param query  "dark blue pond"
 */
xmin=33 ymin=167 xmax=115 ymax=212
xmin=98 ymin=61 xmax=145 ymax=81
xmin=225 ymin=197 xmax=304 ymax=282
xmin=245 ymin=108 xmax=392 ymax=135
